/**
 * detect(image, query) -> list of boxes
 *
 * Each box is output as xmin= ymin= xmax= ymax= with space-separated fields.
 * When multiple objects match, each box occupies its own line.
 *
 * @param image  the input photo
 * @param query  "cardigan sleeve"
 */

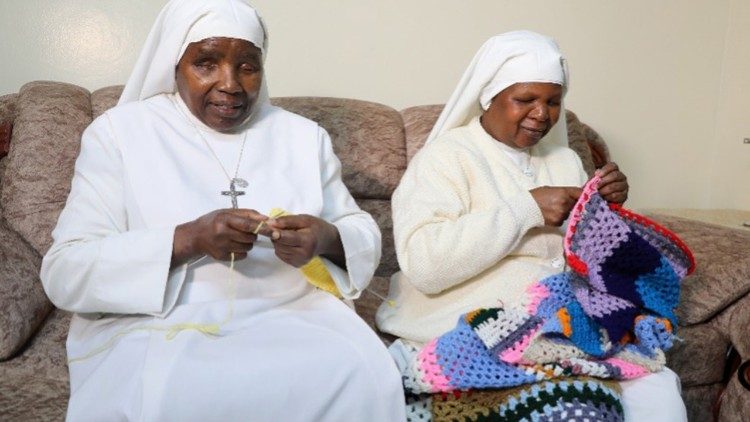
xmin=392 ymin=141 xmax=544 ymax=295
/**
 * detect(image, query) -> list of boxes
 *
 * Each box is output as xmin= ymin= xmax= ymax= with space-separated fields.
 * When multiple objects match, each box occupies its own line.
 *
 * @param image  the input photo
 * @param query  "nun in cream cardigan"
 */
xmin=376 ymin=31 xmax=687 ymax=422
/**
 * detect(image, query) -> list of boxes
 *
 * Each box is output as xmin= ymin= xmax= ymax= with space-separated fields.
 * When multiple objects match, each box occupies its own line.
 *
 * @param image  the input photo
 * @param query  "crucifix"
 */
xmin=221 ymin=178 xmax=247 ymax=209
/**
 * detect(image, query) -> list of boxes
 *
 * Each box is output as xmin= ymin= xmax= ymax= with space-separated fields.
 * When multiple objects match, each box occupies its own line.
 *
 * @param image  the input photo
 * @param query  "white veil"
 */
xmin=427 ymin=30 xmax=569 ymax=146
xmin=118 ymin=0 xmax=269 ymax=107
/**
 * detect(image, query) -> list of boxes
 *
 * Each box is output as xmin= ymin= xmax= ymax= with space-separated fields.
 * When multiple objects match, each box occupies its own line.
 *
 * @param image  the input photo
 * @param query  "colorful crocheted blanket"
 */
xmin=401 ymin=176 xmax=695 ymax=421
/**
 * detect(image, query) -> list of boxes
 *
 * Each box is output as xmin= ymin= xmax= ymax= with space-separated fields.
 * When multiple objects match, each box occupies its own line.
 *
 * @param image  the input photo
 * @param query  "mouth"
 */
xmin=520 ymin=126 xmax=547 ymax=139
xmin=208 ymin=101 xmax=247 ymax=119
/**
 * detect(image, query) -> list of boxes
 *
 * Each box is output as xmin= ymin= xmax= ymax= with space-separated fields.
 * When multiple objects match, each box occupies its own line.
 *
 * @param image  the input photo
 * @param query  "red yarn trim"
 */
xmin=567 ymin=255 xmax=589 ymax=276
xmin=608 ymin=204 xmax=696 ymax=275
xmin=563 ymin=176 xmax=600 ymax=276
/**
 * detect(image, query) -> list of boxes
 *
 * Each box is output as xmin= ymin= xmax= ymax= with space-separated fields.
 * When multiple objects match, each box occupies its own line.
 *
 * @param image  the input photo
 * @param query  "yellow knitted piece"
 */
xmin=267 ymin=208 xmax=342 ymax=298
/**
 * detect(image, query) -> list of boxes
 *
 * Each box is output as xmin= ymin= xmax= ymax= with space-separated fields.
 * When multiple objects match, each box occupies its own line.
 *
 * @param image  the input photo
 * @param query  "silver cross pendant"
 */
xmin=221 ymin=179 xmax=246 ymax=209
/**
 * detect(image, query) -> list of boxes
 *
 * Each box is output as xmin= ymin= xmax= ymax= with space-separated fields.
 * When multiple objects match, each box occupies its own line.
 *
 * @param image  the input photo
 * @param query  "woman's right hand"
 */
xmin=529 ymin=186 xmax=582 ymax=226
xmin=171 ymin=209 xmax=269 ymax=266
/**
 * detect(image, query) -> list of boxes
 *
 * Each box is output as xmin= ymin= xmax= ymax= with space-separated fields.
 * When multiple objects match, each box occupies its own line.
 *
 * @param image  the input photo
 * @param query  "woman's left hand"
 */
xmin=596 ymin=162 xmax=629 ymax=203
xmin=266 ymin=215 xmax=346 ymax=268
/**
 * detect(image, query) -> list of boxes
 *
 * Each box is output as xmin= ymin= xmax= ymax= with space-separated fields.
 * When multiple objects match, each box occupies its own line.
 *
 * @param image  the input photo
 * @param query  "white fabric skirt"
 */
xmin=66 ymin=289 xmax=405 ymax=421
xmin=620 ymin=367 xmax=687 ymax=422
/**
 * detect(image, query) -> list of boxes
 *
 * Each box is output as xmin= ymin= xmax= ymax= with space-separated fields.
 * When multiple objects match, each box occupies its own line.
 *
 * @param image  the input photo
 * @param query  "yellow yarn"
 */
xmin=68 ymin=252 xmax=239 ymax=364
xmin=267 ymin=208 xmax=342 ymax=298
xmin=69 ymin=207 xmax=343 ymax=364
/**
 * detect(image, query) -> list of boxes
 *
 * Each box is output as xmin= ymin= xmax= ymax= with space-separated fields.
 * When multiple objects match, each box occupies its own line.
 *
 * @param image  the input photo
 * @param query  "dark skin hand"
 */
xmin=596 ymin=162 xmax=629 ymax=204
xmin=529 ymin=162 xmax=629 ymax=227
xmin=267 ymin=215 xmax=346 ymax=269
xmin=530 ymin=186 xmax=583 ymax=226
xmin=171 ymin=209 xmax=269 ymax=267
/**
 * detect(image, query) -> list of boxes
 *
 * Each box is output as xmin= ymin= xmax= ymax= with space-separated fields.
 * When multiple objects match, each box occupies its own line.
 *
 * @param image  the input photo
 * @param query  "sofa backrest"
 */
xmin=0 ymin=94 xmax=19 ymax=189
xmin=0 ymin=80 xmax=608 ymax=279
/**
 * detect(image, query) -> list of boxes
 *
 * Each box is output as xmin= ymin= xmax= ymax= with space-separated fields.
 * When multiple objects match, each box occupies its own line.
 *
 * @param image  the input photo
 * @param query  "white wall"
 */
xmin=1 ymin=0 xmax=747 ymax=210
xmin=709 ymin=0 xmax=750 ymax=210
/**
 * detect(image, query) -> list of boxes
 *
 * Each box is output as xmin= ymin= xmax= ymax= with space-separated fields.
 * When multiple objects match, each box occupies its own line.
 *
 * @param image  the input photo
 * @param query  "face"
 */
xmin=175 ymin=37 xmax=263 ymax=132
xmin=480 ymin=82 xmax=563 ymax=149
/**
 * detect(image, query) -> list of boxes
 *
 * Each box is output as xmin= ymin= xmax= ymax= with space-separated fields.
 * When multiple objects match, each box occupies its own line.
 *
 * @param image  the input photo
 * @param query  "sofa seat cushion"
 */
xmin=647 ymin=214 xmax=750 ymax=325
xmin=665 ymin=323 xmax=728 ymax=387
xmin=0 ymin=82 xmax=92 ymax=255
xmin=0 ymin=308 xmax=70 ymax=381
xmin=271 ymin=97 xmax=407 ymax=200
xmin=0 ymin=373 xmax=68 ymax=422
xmin=0 ymin=218 xmax=51 ymax=360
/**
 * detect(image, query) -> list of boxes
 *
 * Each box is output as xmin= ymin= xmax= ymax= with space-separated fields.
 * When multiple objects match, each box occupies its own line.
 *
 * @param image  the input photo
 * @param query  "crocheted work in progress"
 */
xmin=401 ymin=175 xmax=695 ymax=421
xmin=431 ymin=378 xmax=622 ymax=422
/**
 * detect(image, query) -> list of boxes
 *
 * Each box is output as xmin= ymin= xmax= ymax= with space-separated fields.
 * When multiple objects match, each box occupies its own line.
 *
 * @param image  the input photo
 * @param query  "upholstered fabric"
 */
xmin=91 ymin=85 xmax=124 ymax=119
xmin=566 ymin=110 xmax=598 ymax=177
xmin=0 ymin=93 xmax=17 ymax=124
xmin=401 ymin=104 xmax=443 ymax=163
xmin=1 ymin=82 xmax=92 ymax=255
xmin=0 ymin=309 xmax=70 ymax=421
xmin=647 ymin=214 xmax=750 ymax=325
xmin=713 ymin=294 xmax=750 ymax=422
xmin=0 ymin=218 xmax=50 ymax=360
xmin=720 ymin=376 xmax=750 ymax=422
xmin=666 ymin=323 xmax=728 ymax=386
xmin=0 ymin=374 xmax=68 ymax=422
xmin=356 ymin=199 xmax=396 ymax=277
xmin=271 ymin=97 xmax=407 ymax=200
xmin=0 ymin=94 xmax=17 ymax=179
xmin=683 ymin=384 xmax=724 ymax=422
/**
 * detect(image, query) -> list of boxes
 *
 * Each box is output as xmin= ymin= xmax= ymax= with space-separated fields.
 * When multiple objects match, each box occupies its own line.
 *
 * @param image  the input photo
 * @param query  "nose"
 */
xmin=529 ymin=103 xmax=549 ymax=121
xmin=216 ymin=64 xmax=242 ymax=95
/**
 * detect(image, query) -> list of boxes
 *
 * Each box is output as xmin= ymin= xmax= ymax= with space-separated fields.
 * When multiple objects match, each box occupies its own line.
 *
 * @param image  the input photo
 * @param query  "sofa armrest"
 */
xmin=645 ymin=213 xmax=750 ymax=325
xmin=0 ymin=218 xmax=52 ymax=360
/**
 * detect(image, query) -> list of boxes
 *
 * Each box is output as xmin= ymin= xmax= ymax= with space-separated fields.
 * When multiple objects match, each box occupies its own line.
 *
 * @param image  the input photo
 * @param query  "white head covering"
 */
xmin=119 ymin=0 xmax=269 ymax=106
xmin=426 ymin=30 xmax=569 ymax=146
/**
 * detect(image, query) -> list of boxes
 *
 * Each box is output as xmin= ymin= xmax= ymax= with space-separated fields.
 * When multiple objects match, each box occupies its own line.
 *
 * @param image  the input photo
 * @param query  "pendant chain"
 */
xmin=192 ymin=125 xmax=248 ymax=184
xmin=171 ymin=94 xmax=249 ymax=184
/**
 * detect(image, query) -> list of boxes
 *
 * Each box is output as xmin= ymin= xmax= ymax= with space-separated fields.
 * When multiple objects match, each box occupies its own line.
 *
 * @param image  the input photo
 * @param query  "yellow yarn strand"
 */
xmin=68 ymin=253 xmax=238 ymax=365
xmin=267 ymin=208 xmax=342 ymax=298
xmin=67 ymin=207 xmax=346 ymax=365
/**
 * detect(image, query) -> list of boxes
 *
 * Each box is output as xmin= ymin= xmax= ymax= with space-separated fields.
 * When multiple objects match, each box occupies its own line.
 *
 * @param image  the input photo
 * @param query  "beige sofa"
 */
xmin=1 ymin=81 xmax=748 ymax=421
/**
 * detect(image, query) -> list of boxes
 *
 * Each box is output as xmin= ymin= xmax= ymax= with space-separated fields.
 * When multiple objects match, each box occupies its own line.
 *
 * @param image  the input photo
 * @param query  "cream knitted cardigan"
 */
xmin=376 ymin=117 xmax=588 ymax=344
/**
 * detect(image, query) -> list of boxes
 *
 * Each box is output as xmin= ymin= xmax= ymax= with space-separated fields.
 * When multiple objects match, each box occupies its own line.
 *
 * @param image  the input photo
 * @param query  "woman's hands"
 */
xmin=530 ymin=186 xmax=582 ymax=226
xmin=597 ymin=162 xmax=629 ymax=204
xmin=528 ymin=162 xmax=629 ymax=228
xmin=171 ymin=209 xmax=268 ymax=267
xmin=171 ymin=210 xmax=346 ymax=270
xmin=266 ymin=215 xmax=346 ymax=269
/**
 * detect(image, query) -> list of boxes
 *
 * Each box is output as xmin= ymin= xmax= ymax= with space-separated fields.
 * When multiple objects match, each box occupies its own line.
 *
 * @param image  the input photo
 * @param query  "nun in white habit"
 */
xmin=40 ymin=0 xmax=404 ymax=420
xmin=376 ymin=31 xmax=686 ymax=421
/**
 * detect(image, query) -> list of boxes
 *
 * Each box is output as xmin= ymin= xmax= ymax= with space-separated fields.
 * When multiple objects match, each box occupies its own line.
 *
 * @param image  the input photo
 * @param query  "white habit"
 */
xmin=40 ymin=94 xmax=405 ymax=421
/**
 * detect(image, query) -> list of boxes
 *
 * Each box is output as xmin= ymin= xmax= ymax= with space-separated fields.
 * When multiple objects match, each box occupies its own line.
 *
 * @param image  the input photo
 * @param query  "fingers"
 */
xmin=269 ymin=222 xmax=318 ymax=268
xmin=530 ymin=186 xmax=581 ymax=226
xmin=595 ymin=162 xmax=629 ymax=204
xmin=225 ymin=209 xmax=268 ymax=233
xmin=596 ymin=161 xmax=619 ymax=178
xmin=193 ymin=209 xmax=268 ymax=261
xmin=565 ymin=187 xmax=583 ymax=200
xmin=271 ymin=232 xmax=314 ymax=268
xmin=598 ymin=181 xmax=628 ymax=197
xmin=267 ymin=215 xmax=314 ymax=231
